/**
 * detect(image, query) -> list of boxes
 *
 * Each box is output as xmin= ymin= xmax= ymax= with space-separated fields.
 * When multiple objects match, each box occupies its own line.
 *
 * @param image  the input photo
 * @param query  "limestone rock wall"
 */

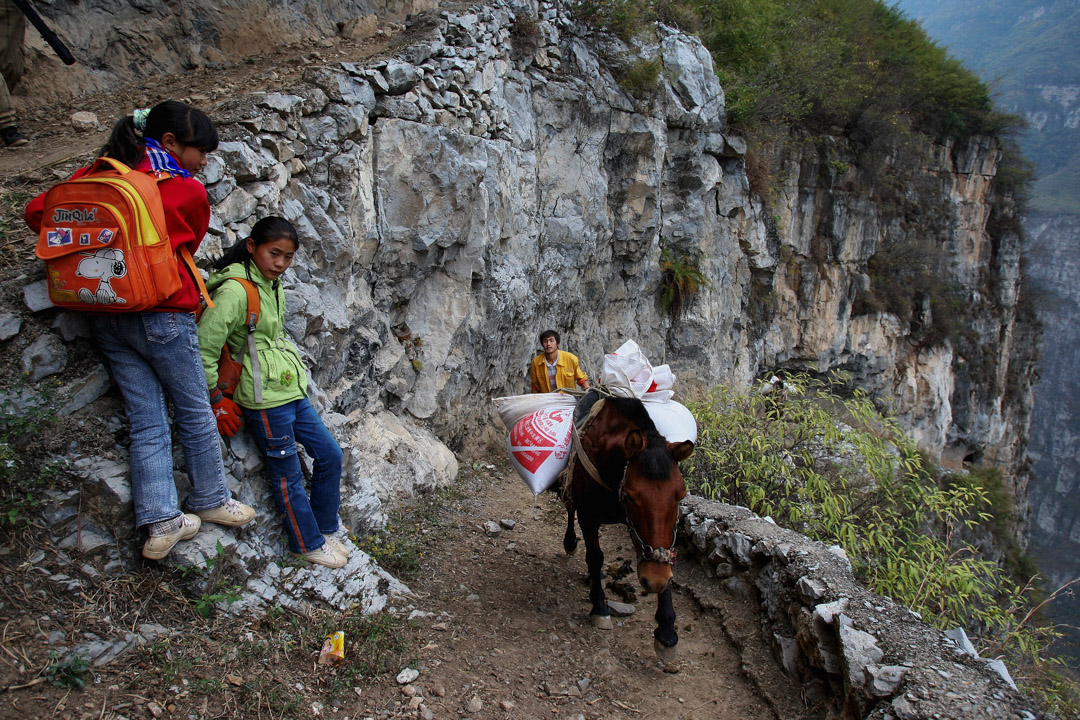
xmin=175 ymin=0 xmax=1034 ymax=497
xmin=16 ymin=0 xmax=1036 ymax=542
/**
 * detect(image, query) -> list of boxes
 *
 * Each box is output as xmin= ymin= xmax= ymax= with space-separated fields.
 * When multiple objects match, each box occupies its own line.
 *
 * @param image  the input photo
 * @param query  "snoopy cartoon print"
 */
xmin=75 ymin=248 xmax=127 ymax=305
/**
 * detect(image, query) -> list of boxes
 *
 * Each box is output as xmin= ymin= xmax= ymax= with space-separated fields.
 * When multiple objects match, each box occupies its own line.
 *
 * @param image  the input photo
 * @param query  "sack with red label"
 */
xmin=493 ymin=392 xmax=576 ymax=432
xmin=507 ymin=407 xmax=574 ymax=494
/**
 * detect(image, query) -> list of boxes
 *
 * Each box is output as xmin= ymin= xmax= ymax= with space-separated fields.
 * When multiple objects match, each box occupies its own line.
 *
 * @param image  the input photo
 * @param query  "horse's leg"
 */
xmin=653 ymin=585 xmax=678 ymax=665
xmin=582 ymin=521 xmax=613 ymax=629
xmin=563 ymin=505 xmax=578 ymax=555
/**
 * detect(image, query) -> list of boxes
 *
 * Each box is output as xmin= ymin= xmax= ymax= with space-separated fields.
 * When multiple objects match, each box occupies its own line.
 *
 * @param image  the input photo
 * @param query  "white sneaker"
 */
xmin=323 ymin=533 xmax=350 ymax=560
xmin=291 ymin=544 xmax=346 ymax=569
xmin=194 ymin=499 xmax=256 ymax=527
xmin=143 ymin=514 xmax=201 ymax=560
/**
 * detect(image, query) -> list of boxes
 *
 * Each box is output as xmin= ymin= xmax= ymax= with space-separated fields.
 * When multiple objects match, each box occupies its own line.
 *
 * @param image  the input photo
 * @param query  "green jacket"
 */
xmin=198 ymin=262 xmax=307 ymax=410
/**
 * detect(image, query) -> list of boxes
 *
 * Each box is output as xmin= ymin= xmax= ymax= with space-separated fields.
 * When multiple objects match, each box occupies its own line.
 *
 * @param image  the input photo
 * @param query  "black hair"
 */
xmin=539 ymin=329 xmax=560 ymax=344
xmin=213 ymin=216 xmax=300 ymax=272
xmin=101 ymin=100 xmax=219 ymax=167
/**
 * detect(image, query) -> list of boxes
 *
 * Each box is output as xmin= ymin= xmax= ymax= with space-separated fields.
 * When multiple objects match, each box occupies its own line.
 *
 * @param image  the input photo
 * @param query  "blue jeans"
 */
xmin=243 ymin=398 xmax=342 ymax=553
xmin=93 ymin=312 xmax=231 ymax=528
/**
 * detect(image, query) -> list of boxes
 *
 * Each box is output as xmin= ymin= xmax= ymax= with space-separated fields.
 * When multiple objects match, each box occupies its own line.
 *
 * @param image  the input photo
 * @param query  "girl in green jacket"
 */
xmin=198 ymin=217 xmax=347 ymax=569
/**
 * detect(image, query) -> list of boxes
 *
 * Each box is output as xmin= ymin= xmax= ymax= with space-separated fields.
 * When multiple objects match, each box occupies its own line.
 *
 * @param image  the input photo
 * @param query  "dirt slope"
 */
xmin=0 ymin=462 xmax=805 ymax=720
xmin=0 ymin=29 xmax=396 ymax=180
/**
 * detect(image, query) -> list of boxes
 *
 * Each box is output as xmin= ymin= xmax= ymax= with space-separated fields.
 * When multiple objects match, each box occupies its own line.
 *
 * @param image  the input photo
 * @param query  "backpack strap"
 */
xmin=227 ymin=277 xmax=263 ymax=405
xmin=179 ymin=245 xmax=214 ymax=310
xmin=147 ymin=167 xmax=215 ymax=311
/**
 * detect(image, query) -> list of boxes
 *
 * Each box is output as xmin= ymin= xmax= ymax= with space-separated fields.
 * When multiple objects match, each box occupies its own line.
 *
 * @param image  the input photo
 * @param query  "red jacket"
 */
xmin=25 ymin=156 xmax=211 ymax=312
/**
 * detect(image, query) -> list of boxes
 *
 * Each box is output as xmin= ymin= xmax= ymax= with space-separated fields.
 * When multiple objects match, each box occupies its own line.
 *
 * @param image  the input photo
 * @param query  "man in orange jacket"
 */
xmin=529 ymin=329 xmax=590 ymax=393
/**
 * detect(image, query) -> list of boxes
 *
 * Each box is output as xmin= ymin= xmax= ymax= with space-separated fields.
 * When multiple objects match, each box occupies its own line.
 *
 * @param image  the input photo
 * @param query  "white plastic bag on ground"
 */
xmin=507 ymin=407 xmax=574 ymax=494
xmin=600 ymin=339 xmax=654 ymax=398
xmin=494 ymin=393 xmax=577 ymax=431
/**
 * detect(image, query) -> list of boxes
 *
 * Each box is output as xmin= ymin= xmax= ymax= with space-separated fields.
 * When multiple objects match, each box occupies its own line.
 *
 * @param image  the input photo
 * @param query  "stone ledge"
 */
xmin=678 ymin=496 xmax=1048 ymax=720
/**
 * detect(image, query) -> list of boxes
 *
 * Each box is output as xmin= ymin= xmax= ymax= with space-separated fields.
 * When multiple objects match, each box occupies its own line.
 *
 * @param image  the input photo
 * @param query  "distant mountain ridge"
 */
xmin=898 ymin=0 xmax=1080 ymax=664
xmin=898 ymin=0 xmax=1080 ymax=214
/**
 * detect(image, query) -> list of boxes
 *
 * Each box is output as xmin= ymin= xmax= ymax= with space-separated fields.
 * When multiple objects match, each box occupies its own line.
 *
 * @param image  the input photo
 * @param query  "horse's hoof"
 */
xmin=606 ymin=600 xmax=635 ymax=616
xmin=654 ymin=638 xmax=678 ymax=668
xmin=590 ymin=614 xmax=614 ymax=630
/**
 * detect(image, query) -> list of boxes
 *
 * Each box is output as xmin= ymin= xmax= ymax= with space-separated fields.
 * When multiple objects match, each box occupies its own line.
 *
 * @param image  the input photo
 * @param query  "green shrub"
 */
xmin=570 ymin=0 xmax=656 ymax=41
xmin=46 ymin=652 xmax=91 ymax=689
xmin=684 ymin=373 xmax=1078 ymax=713
xmin=617 ymin=56 xmax=663 ymax=99
xmin=571 ymin=0 xmax=999 ymax=146
xmin=658 ymin=246 xmax=710 ymax=321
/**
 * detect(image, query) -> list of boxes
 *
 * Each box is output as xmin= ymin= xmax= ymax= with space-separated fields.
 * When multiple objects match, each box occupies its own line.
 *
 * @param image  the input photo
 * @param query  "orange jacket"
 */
xmin=530 ymin=350 xmax=588 ymax=393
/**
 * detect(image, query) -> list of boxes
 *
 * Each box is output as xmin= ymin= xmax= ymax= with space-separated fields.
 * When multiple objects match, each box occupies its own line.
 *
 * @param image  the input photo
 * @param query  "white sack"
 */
xmin=600 ymin=339 xmax=655 ymax=398
xmin=494 ymin=393 xmax=576 ymax=432
xmin=507 ymin=407 xmax=574 ymax=494
xmin=651 ymin=364 xmax=675 ymax=392
xmin=643 ymin=399 xmax=698 ymax=444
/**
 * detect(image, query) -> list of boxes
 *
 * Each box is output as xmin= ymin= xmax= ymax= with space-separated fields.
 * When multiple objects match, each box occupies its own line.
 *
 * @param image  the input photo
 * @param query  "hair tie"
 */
xmin=132 ymin=108 xmax=151 ymax=131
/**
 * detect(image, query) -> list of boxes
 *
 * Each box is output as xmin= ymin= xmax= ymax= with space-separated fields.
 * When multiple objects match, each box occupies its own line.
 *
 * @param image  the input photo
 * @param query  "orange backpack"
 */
xmin=210 ymin=277 xmax=262 ymax=401
xmin=34 ymin=156 xmax=210 ymax=312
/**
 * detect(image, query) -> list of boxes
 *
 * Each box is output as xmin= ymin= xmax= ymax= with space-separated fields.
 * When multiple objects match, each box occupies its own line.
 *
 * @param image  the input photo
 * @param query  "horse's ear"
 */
xmin=624 ymin=429 xmax=646 ymax=457
xmin=669 ymin=440 xmax=694 ymax=462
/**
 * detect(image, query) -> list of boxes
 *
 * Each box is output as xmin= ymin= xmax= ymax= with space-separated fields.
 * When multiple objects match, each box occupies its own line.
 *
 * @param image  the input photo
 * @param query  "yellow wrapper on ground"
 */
xmin=318 ymin=631 xmax=345 ymax=665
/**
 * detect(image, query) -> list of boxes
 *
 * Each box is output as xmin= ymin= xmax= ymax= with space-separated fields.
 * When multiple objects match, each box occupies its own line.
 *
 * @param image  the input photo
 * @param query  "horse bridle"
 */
xmin=569 ymin=417 xmax=679 ymax=566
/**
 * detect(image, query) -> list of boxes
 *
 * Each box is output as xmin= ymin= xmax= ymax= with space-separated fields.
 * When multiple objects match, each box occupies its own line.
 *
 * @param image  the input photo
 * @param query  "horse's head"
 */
xmin=619 ymin=415 xmax=694 ymax=595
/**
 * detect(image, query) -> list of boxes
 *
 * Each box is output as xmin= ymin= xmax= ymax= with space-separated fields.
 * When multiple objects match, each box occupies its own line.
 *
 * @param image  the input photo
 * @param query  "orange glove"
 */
xmin=209 ymin=390 xmax=243 ymax=437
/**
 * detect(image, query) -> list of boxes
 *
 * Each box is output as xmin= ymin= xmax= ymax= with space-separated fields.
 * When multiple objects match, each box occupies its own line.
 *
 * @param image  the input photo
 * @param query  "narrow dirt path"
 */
xmin=0 ymin=460 xmax=805 ymax=720
xmin=354 ymin=465 xmax=793 ymax=720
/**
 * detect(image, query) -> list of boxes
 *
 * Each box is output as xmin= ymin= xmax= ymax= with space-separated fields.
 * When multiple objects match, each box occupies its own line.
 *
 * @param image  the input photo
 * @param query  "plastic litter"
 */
xmin=318 ymin=631 xmax=345 ymax=666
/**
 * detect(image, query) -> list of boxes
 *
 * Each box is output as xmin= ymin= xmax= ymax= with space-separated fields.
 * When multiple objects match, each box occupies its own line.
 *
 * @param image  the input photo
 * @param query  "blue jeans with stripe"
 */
xmin=243 ymin=398 xmax=343 ymax=554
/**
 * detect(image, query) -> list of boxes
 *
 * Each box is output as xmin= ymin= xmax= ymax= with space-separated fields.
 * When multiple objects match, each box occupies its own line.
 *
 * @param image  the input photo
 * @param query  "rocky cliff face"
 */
xmin=1026 ymin=212 xmax=1080 ymax=588
xmin=10 ymin=0 xmax=1036 ymax=600
xmin=192 ymin=0 xmax=1033 ymax=512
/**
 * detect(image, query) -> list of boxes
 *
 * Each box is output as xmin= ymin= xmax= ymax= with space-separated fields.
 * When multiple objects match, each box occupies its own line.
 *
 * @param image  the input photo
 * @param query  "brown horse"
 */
xmin=560 ymin=393 xmax=694 ymax=663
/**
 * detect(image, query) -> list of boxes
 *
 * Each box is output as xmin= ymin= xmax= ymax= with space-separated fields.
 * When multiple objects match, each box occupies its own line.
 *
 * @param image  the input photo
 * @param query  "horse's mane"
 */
xmin=607 ymin=397 xmax=673 ymax=480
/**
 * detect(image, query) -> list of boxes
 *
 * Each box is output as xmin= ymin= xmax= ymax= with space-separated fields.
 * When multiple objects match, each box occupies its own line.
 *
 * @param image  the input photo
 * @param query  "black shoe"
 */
xmin=1 ymin=126 xmax=28 ymax=148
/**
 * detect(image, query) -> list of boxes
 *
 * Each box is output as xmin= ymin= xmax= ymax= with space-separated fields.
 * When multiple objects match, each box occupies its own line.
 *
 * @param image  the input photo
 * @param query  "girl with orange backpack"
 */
xmin=197 ymin=217 xmax=347 ymax=569
xmin=25 ymin=101 xmax=256 ymax=560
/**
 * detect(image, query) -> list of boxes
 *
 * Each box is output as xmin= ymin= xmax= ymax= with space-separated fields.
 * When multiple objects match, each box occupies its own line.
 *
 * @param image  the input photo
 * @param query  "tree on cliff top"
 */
xmin=574 ymin=0 xmax=1009 ymax=142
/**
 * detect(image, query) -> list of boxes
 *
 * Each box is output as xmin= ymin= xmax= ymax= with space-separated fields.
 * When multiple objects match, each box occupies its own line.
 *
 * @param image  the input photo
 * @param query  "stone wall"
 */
xmin=679 ymin=497 xmax=1044 ymax=720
